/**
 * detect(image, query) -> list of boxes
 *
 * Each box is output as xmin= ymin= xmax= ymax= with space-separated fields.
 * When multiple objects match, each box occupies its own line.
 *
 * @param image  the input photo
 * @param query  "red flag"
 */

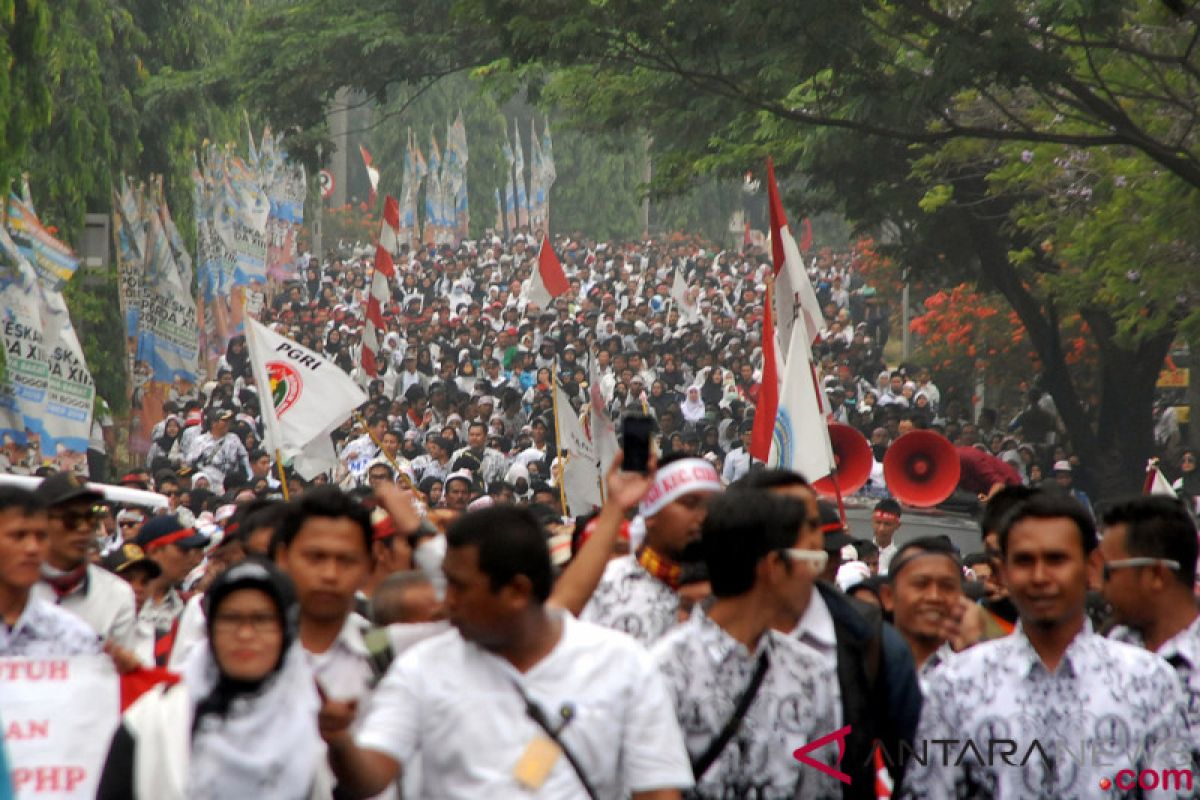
xmin=766 ymin=157 xmax=825 ymax=349
xmin=523 ymin=235 xmax=569 ymax=307
xmin=799 ymin=217 xmax=814 ymax=254
xmin=750 ymin=282 xmax=779 ymax=462
xmin=359 ymin=144 xmax=380 ymax=206
xmin=363 ymin=196 xmax=400 ymax=377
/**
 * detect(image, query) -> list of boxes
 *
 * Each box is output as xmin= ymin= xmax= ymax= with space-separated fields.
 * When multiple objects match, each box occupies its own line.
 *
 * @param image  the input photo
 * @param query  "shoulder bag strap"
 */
xmin=513 ymin=682 xmax=601 ymax=800
xmin=691 ymin=649 xmax=771 ymax=780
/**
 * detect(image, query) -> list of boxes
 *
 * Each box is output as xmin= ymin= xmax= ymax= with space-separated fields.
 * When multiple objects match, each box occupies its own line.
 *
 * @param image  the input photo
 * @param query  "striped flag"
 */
xmin=1144 ymin=458 xmax=1178 ymax=497
xmin=362 ymin=196 xmax=400 ymax=379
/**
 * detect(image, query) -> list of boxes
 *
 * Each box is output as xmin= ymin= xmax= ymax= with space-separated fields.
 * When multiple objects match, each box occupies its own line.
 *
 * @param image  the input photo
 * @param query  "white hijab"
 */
xmin=182 ymin=642 xmax=324 ymax=800
xmin=681 ymin=386 xmax=706 ymax=423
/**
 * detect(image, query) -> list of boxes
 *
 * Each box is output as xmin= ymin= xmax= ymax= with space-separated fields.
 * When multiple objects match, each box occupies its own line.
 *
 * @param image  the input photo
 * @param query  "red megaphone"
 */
xmin=814 ymin=423 xmax=873 ymax=498
xmin=883 ymin=430 xmax=961 ymax=507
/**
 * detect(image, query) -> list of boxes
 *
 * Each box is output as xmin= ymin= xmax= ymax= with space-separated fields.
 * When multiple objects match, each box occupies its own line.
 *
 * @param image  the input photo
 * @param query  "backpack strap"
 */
xmin=363 ymin=627 xmax=395 ymax=685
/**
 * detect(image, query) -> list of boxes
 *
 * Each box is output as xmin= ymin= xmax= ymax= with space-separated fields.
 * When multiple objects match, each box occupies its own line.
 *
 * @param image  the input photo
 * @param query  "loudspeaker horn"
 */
xmin=883 ymin=430 xmax=961 ymax=507
xmin=814 ymin=423 xmax=873 ymax=498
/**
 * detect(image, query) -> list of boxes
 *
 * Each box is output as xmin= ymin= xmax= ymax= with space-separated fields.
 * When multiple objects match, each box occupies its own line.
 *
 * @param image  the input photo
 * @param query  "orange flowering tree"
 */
xmin=301 ymin=203 xmax=380 ymax=254
xmin=910 ymin=284 xmax=1097 ymax=407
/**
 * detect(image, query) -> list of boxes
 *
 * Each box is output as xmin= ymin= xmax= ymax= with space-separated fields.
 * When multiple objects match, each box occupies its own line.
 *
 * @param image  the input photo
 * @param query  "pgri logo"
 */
xmin=793 ymin=724 xmax=854 ymax=784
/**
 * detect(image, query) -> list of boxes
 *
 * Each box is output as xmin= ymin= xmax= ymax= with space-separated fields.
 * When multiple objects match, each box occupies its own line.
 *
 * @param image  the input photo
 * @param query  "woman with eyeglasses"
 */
xmin=97 ymin=560 xmax=330 ymax=799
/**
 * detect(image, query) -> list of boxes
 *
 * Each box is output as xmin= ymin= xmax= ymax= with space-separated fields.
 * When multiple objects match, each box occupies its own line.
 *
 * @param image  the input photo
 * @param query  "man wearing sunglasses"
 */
xmin=651 ymin=489 xmax=841 ymax=798
xmin=1102 ymin=496 xmax=1200 ymax=752
xmin=741 ymin=469 xmax=921 ymax=799
xmin=29 ymin=472 xmax=138 ymax=650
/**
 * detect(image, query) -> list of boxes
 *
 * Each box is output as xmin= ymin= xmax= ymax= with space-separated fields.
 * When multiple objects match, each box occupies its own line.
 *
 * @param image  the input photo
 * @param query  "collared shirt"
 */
xmin=916 ymin=641 xmax=956 ymax=695
xmin=721 ymin=447 xmax=752 ymax=484
xmin=450 ymin=446 xmax=509 ymax=486
xmin=0 ymin=596 xmax=102 ymax=656
xmin=653 ymin=609 xmax=842 ymax=799
xmin=139 ymin=587 xmax=186 ymax=640
xmin=31 ymin=563 xmax=137 ymax=648
xmin=356 ymin=611 xmax=693 ymax=799
xmin=898 ymin=622 xmax=1192 ymax=799
xmin=580 ymin=554 xmax=680 ymax=647
xmin=411 ymin=453 xmax=451 ymax=484
xmin=790 ymin=589 xmax=842 ymax=729
xmin=877 ymin=541 xmax=898 ymax=575
xmin=307 ymin=612 xmax=373 ymax=703
xmin=186 ymin=431 xmax=251 ymax=485
xmin=1110 ymin=615 xmax=1200 ymax=751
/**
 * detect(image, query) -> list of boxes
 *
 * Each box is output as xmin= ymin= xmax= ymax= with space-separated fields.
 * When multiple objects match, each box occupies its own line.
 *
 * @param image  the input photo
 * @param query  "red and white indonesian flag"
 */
xmin=766 ymin=158 xmax=824 ymax=349
xmin=359 ymin=144 xmax=380 ymax=204
xmin=768 ymin=308 xmax=835 ymax=482
xmin=750 ymin=283 xmax=781 ymax=463
xmin=246 ymin=317 xmax=367 ymax=477
xmin=522 ymin=235 xmax=569 ymax=309
xmin=362 ymin=196 xmax=400 ymax=379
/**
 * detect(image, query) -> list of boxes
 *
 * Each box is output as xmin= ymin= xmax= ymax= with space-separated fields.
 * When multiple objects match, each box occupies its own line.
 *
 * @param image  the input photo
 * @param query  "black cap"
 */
xmin=135 ymin=514 xmax=208 ymax=551
xmin=101 ymin=543 xmax=163 ymax=579
xmin=818 ymin=499 xmax=853 ymax=551
xmin=34 ymin=472 xmax=103 ymax=509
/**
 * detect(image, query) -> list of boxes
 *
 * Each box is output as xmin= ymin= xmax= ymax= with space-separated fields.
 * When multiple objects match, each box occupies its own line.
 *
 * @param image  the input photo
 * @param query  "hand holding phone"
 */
xmin=621 ymin=414 xmax=655 ymax=473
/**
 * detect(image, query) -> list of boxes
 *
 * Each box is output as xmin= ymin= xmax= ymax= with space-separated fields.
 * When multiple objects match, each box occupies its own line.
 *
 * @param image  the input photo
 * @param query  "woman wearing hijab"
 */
xmin=680 ymin=385 xmax=706 ymax=426
xmin=97 ymin=561 xmax=329 ymax=800
xmin=146 ymin=415 xmax=184 ymax=469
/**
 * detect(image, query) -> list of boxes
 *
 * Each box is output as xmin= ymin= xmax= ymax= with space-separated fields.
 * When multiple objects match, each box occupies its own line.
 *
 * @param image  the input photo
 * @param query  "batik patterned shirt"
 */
xmin=652 ymin=610 xmax=842 ymax=800
xmin=580 ymin=555 xmax=679 ymax=647
xmin=900 ymin=622 xmax=1192 ymax=800
xmin=0 ymin=597 xmax=101 ymax=656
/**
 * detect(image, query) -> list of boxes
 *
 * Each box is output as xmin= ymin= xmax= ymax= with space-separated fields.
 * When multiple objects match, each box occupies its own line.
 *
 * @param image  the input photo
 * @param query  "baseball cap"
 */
xmin=101 ymin=543 xmax=163 ymax=580
xmin=1053 ymin=460 xmax=1072 ymax=473
xmin=135 ymin=515 xmax=209 ymax=551
xmin=34 ymin=472 xmax=103 ymax=508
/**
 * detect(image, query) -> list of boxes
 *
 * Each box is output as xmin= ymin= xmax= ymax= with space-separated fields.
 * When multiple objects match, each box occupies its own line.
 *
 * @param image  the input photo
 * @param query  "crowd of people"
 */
xmin=2 ymin=231 xmax=1200 ymax=798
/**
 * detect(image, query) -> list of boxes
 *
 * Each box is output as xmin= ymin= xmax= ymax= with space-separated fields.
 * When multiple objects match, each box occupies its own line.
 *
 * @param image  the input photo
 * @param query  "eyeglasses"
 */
xmin=212 ymin=612 xmax=282 ymax=635
xmin=782 ymin=548 xmax=830 ymax=572
xmin=1102 ymin=558 xmax=1181 ymax=581
xmin=50 ymin=509 xmax=101 ymax=529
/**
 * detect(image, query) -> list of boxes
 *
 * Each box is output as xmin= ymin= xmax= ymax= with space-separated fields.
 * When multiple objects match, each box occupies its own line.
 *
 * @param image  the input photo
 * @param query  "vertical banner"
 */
xmin=423 ymin=130 xmax=441 ymax=247
xmin=502 ymin=126 xmax=516 ymax=233
xmin=262 ymin=129 xmax=307 ymax=284
xmin=451 ymin=111 xmax=470 ymax=242
xmin=0 ymin=223 xmax=94 ymax=475
xmin=542 ymin=119 xmax=556 ymax=235
xmin=513 ymin=120 xmax=529 ymax=229
xmin=529 ymin=118 xmax=545 ymax=236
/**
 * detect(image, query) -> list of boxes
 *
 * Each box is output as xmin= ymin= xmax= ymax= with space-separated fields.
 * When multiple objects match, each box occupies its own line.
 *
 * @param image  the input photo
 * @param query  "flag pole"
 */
xmin=275 ymin=449 xmax=290 ymax=500
xmin=550 ymin=362 xmax=569 ymax=518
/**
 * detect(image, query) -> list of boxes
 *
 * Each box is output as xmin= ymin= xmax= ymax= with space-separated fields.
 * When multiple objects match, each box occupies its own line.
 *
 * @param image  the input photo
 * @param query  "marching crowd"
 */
xmin=2 ymin=231 xmax=1200 ymax=798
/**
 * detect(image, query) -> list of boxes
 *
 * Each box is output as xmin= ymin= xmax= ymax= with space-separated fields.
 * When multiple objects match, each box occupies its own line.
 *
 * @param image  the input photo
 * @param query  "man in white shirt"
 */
xmin=581 ymin=455 xmax=723 ymax=647
xmin=1100 ymin=496 xmax=1200 ymax=758
xmin=899 ymin=492 xmax=1192 ymax=798
xmin=319 ymin=504 xmax=693 ymax=799
xmin=720 ymin=422 xmax=754 ymax=484
xmin=871 ymin=499 xmax=902 ymax=574
xmin=0 ymin=486 xmax=101 ymax=657
xmin=30 ymin=472 xmax=137 ymax=649
xmin=746 ymin=468 xmax=922 ymax=796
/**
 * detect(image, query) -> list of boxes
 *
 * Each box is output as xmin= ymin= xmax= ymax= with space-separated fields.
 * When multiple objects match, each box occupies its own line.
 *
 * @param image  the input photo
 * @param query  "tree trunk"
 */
xmin=1081 ymin=311 xmax=1174 ymax=497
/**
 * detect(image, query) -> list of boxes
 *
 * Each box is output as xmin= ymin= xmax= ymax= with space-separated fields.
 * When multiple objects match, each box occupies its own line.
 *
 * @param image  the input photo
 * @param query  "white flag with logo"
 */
xmin=554 ymin=375 xmax=601 ymax=516
xmin=588 ymin=355 xmax=620 ymax=480
xmin=768 ymin=316 xmax=835 ymax=483
xmin=245 ymin=317 xmax=367 ymax=464
xmin=670 ymin=266 xmax=700 ymax=325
